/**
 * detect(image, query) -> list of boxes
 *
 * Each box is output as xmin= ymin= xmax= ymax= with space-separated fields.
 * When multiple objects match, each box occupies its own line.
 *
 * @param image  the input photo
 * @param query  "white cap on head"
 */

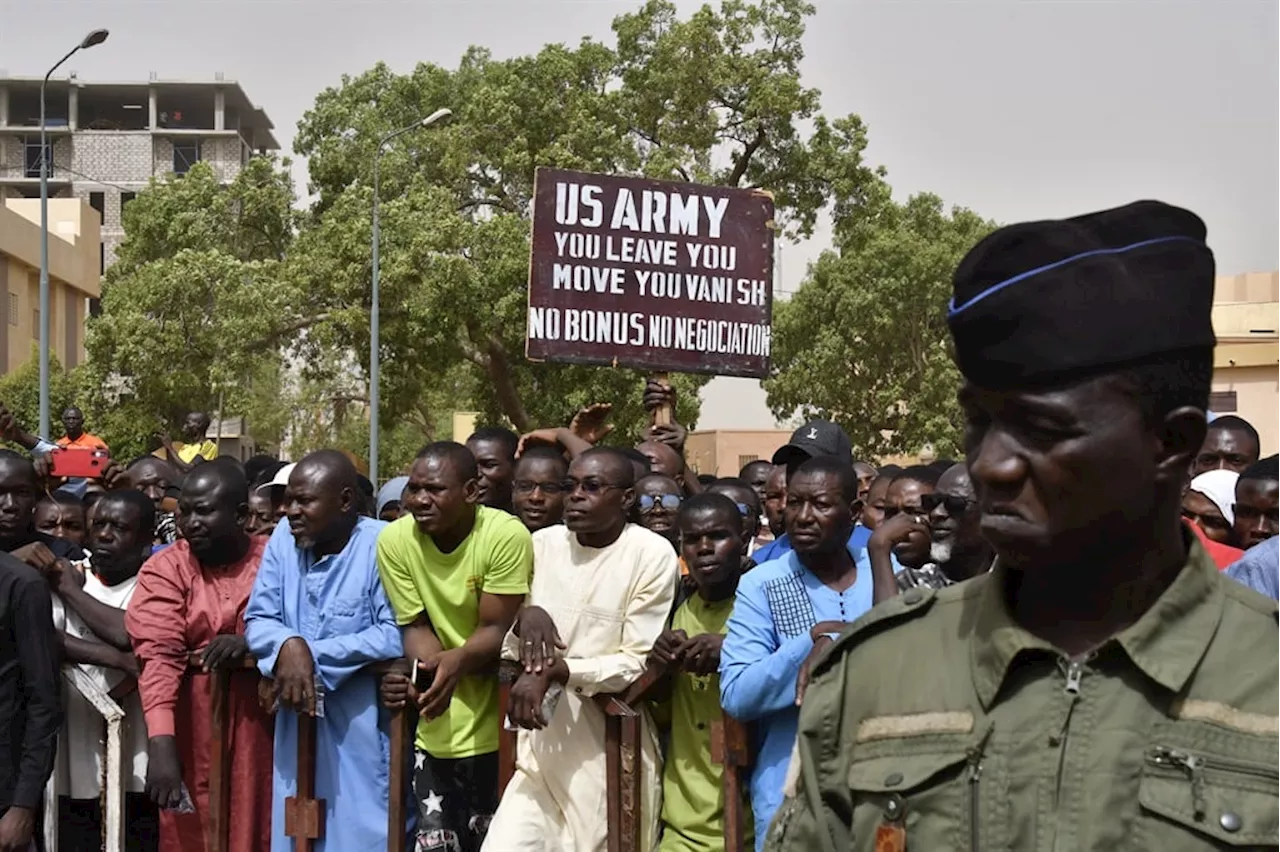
xmin=257 ymin=462 xmax=296 ymax=492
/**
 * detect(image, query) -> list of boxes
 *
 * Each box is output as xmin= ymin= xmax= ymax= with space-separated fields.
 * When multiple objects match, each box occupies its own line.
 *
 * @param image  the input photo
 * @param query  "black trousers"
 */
xmin=57 ymin=794 xmax=158 ymax=852
xmin=414 ymin=751 xmax=499 ymax=852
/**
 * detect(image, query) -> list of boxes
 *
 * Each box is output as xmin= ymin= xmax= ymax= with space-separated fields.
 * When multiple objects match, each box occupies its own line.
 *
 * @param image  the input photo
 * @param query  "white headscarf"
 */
xmin=1189 ymin=469 xmax=1239 ymax=526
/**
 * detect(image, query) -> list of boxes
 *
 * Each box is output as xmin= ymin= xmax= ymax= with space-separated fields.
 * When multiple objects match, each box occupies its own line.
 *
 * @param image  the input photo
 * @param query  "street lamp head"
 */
xmin=421 ymin=108 xmax=453 ymax=128
xmin=80 ymin=29 xmax=109 ymax=49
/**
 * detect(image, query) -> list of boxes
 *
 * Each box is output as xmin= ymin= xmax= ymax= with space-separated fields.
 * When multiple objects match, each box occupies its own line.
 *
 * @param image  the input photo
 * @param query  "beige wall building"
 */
xmin=685 ymin=429 xmax=791 ymax=477
xmin=0 ymin=197 xmax=100 ymax=374
xmin=1211 ymin=271 xmax=1278 ymax=455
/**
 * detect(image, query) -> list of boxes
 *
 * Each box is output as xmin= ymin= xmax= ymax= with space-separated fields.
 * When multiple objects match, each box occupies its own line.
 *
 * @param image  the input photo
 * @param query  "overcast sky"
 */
xmin=3 ymin=0 xmax=1275 ymax=427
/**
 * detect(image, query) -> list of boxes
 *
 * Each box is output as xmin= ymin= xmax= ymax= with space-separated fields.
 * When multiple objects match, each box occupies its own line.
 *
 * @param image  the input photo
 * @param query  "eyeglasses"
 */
xmin=920 ymin=493 xmax=978 ymax=516
xmin=638 ymin=493 xmax=682 ymax=512
xmin=562 ymin=478 xmax=625 ymax=495
xmin=514 ymin=480 xmax=565 ymax=496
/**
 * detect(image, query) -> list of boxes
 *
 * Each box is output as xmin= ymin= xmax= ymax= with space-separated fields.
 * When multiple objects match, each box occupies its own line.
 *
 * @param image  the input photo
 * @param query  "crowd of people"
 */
xmin=0 ymin=198 xmax=1275 ymax=852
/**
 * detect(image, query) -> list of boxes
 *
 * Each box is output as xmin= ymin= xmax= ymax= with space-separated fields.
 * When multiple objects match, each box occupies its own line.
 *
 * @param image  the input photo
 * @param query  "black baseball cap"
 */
xmin=771 ymin=420 xmax=853 ymax=468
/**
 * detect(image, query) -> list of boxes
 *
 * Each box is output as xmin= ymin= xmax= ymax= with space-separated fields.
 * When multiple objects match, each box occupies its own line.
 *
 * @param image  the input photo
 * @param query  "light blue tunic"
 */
xmin=245 ymin=517 xmax=413 ymax=851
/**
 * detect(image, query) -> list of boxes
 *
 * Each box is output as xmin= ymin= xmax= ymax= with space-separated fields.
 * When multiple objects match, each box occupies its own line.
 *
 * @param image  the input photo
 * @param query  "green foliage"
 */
xmin=0 ymin=349 xmax=86 ymax=450
xmin=84 ymin=159 xmax=300 ymax=453
xmin=765 ymin=194 xmax=998 ymax=460
xmin=288 ymin=0 xmax=884 ymax=445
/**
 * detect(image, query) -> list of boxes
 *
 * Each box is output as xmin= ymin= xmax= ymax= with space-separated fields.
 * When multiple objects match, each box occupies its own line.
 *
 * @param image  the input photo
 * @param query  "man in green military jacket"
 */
xmin=768 ymin=201 xmax=1279 ymax=852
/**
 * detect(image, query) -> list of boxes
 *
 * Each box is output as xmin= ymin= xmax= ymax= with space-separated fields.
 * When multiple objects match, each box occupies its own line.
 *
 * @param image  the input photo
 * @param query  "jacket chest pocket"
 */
xmin=1139 ymin=741 xmax=1278 ymax=849
xmin=319 ymin=597 xmax=367 ymax=635
xmin=846 ymin=739 xmax=1000 ymax=852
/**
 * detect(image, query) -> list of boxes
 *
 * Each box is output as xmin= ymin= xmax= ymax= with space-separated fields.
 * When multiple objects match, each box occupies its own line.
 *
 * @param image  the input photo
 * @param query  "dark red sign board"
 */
xmin=526 ymin=167 xmax=775 ymax=378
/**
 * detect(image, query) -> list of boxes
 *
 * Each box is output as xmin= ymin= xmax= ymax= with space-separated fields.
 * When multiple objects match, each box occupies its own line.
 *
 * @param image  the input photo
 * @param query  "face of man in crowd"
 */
xmin=741 ymin=462 xmax=773 ymax=507
xmin=852 ymin=462 xmax=878 ymax=505
xmin=403 ymin=455 xmax=478 ymax=538
xmin=959 ymin=373 xmax=1189 ymax=572
xmin=35 ymin=501 xmax=86 ymax=546
xmin=925 ymin=465 xmax=981 ymax=566
xmin=178 ymin=474 xmax=247 ymax=565
xmin=0 ymin=458 xmax=38 ymax=541
xmin=1193 ymin=426 xmax=1258 ymax=476
xmin=182 ymin=412 xmax=209 ymax=442
xmin=785 ymin=470 xmax=854 ymax=558
xmin=62 ymin=407 xmax=85 ymax=439
xmin=861 ymin=476 xmax=892 ymax=532
xmin=636 ymin=441 xmax=683 ymax=481
xmin=884 ymin=477 xmax=935 ymax=569
xmin=88 ymin=499 xmax=150 ymax=585
xmin=1180 ymin=489 xmax=1234 ymax=545
xmin=466 ymin=438 xmax=516 ymax=510
xmin=708 ymin=482 xmax=761 ymax=546
xmin=512 ymin=455 xmax=567 ymax=532
xmin=635 ymin=475 xmax=682 ymax=540
xmin=283 ymin=464 xmax=353 ymax=552
xmin=129 ymin=460 xmax=175 ymax=512
xmin=679 ymin=506 xmax=744 ymax=593
xmin=563 ymin=455 xmax=633 ymax=539
xmin=1234 ymin=477 xmax=1279 ymax=549
xmin=763 ymin=465 xmax=787 ymax=538
xmin=245 ymin=489 xmax=277 ymax=536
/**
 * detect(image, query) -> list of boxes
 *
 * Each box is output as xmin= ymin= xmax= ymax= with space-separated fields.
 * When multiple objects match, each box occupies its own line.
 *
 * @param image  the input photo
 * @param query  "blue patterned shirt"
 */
xmin=719 ymin=541 xmax=875 ymax=850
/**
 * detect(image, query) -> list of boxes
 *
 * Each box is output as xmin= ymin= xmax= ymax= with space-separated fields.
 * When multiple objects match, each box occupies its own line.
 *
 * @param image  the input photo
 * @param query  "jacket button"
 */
xmin=1219 ymin=812 xmax=1242 ymax=833
xmin=902 ymin=589 xmax=923 ymax=605
xmin=883 ymin=772 xmax=904 ymax=788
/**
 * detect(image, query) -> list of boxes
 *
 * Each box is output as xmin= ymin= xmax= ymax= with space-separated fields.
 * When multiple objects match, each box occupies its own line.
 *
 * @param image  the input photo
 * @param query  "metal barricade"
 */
xmin=43 ymin=665 xmax=129 ymax=852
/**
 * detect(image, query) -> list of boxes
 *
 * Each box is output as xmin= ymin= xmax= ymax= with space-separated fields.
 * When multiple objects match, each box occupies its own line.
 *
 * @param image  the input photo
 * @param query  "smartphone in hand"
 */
xmin=411 ymin=658 xmax=434 ymax=694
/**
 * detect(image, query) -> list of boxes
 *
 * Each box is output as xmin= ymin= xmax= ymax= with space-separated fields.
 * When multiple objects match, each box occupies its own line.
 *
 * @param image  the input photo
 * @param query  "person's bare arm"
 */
xmin=63 ymin=633 xmax=138 ymax=675
xmin=57 ymin=581 xmax=131 ymax=651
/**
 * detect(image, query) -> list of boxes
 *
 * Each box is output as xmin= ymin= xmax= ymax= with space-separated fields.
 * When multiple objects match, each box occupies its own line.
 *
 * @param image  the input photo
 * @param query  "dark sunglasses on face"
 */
xmin=920 ymin=493 xmax=977 ymax=516
xmin=638 ymin=493 xmax=682 ymax=512
xmin=1233 ymin=504 xmax=1280 ymax=524
xmin=514 ymin=480 xmax=565 ymax=496
xmin=562 ymin=478 xmax=624 ymax=495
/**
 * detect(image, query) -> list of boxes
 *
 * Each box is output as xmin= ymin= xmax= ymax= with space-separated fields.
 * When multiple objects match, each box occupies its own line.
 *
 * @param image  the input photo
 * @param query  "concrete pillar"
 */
xmin=214 ymin=87 xmax=225 ymax=130
xmin=148 ymin=87 xmax=157 ymax=129
xmin=68 ymin=86 xmax=78 ymax=131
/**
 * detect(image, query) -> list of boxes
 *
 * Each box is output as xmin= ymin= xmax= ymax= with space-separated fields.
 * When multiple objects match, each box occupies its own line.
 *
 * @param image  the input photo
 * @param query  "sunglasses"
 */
xmin=514 ymin=480 xmax=565 ymax=495
xmin=638 ymin=493 xmax=682 ymax=512
xmin=562 ymin=478 xmax=625 ymax=495
xmin=920 ymin=493 xmax=978 ymax=516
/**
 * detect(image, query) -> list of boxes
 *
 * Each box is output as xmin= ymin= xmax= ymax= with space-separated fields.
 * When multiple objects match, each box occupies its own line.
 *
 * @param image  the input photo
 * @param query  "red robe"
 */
xmin=125 ymin=538 xmax=274 ymax=852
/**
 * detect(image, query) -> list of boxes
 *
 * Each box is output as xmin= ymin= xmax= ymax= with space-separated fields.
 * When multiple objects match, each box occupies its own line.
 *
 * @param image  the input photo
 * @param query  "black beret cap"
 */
xmin=947 ymin=200 xmax=1216 ymax=389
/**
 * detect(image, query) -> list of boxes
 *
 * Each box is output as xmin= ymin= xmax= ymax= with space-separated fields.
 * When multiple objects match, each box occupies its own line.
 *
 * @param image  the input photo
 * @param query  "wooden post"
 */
xmin=207 ymin=668 xmax=232 ymax=852
xmin=284 ymin=712 xmax=324 ymax=852
xmin=649 ymin=372 xmax=673 ymax=426
xmin=712 ymin=715 xmax=752 ymax=852
xmin=385 ymin=661 xmax=412 ymax=852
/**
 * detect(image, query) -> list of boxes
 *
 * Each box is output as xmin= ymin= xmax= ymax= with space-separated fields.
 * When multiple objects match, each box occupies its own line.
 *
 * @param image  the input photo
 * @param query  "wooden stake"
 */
xmin=284 ymin=712 xmax=324 ymax=852
xmin=650 ymin=372 xmax=673 ymax=427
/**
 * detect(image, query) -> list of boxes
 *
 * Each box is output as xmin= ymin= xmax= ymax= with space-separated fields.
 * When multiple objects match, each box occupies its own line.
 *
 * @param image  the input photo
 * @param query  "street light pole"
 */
xmin=39 ymin=28 xmax=108 ymax=441
xmin=368 ymin=107 xmax=451 ymax=480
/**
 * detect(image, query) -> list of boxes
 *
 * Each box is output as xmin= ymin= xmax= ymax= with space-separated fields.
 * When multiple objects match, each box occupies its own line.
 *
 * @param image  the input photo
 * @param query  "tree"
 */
xmin=83 ymin=158 xmax=301 ymax=459
xmin=764 ymin=193 xmax=997 ymax=460
xmin=0 ymin=349 xmax=86 ymax=450
xmin=288 ymin=0 xmax=886 ymax=450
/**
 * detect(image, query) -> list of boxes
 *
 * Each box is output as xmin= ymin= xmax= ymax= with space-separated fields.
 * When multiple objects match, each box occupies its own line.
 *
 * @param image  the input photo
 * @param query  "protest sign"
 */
xmin=526 ymin=167 xmax=775 ymax=378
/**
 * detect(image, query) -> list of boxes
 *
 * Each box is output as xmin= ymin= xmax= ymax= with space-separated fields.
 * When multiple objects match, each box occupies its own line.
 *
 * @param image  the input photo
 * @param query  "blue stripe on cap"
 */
xmin=947 ymin=235 xmax=1201 ymax=318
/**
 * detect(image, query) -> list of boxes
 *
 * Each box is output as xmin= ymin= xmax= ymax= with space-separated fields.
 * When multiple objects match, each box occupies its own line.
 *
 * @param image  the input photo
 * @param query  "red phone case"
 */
xmin=49 ymin=449 xmax=110 ymax=479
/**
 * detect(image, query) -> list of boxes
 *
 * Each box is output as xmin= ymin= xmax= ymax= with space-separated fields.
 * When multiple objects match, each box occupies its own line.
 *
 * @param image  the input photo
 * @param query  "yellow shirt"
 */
xmin=153 ymin=440 xmax=218 ymax=464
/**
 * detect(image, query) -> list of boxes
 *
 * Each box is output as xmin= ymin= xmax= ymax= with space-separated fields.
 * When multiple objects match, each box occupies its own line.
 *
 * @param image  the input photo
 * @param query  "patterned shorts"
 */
xmin=414 ymin=750 xmax=499 ymax=852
